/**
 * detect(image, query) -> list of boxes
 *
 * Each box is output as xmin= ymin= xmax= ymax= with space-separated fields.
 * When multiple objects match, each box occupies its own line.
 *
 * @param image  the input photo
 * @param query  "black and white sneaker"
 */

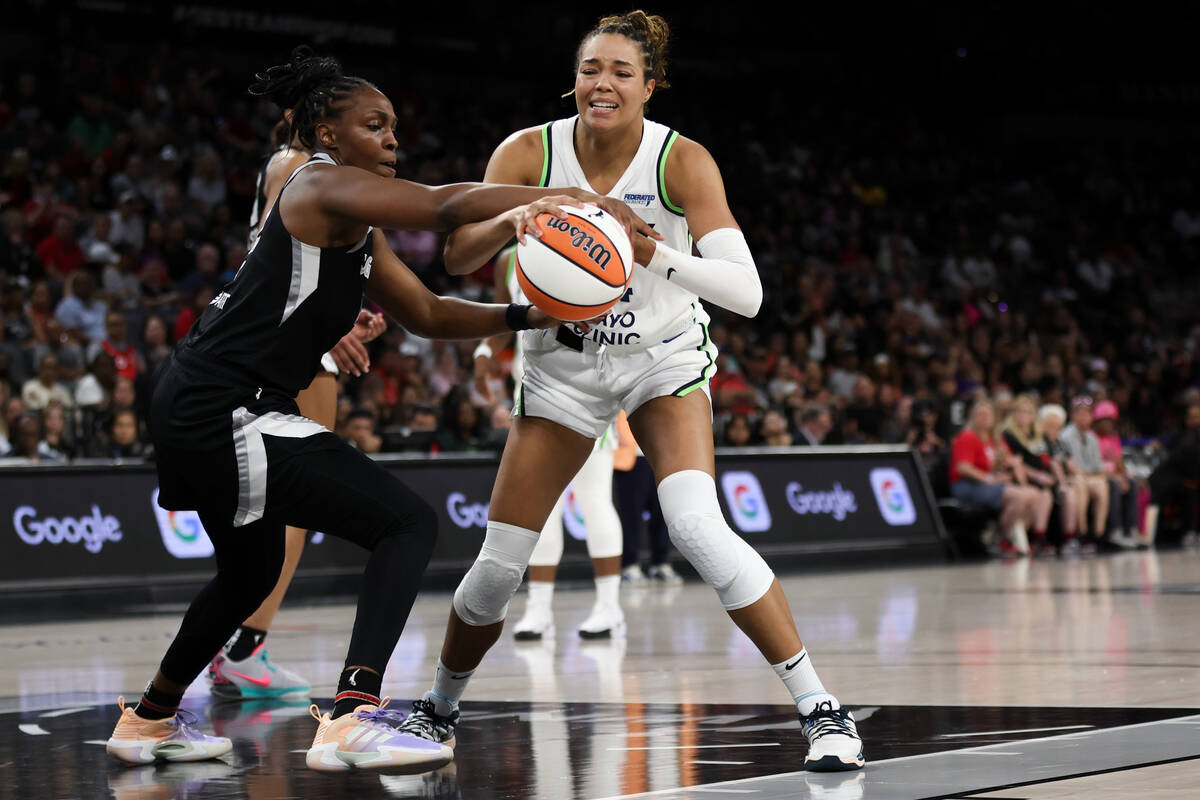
xmin=396 ymin=697 xmax=460 ymax=751
xmin=800 ymin=697 xmax=864 ymax=771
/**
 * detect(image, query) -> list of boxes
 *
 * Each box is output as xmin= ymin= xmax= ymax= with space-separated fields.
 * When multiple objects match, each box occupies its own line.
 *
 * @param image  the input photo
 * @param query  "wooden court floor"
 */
xmin=1 ymin=549 xmax=1197 ymax=798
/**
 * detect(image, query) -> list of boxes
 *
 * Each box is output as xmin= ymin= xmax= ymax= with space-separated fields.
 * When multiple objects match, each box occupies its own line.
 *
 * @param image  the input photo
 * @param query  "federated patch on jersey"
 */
xmin=622 ymin=192 xmax=656 ymax=207
xmin=361 ymin=253 xmax=373 ymax=279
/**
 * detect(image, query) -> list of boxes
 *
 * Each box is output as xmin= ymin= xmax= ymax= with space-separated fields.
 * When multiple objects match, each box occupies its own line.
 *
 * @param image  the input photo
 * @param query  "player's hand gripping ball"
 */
xmin=515 ymin=204 xmax=634 ymax=322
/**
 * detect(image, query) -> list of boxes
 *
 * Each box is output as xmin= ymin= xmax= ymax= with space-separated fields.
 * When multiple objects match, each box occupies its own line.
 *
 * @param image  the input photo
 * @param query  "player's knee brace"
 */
xmin=453 ymin=521 xmax=540 ymax=626
xmin=657 ymin=470 xmax=774 ymax=610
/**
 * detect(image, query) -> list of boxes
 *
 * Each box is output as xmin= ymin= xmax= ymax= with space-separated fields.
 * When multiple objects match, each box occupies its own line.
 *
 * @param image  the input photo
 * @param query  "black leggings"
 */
xmin=616 ymin=456 xmax=669 ymax=567
xmin=159 ymin=433 xmax=437 ymax=686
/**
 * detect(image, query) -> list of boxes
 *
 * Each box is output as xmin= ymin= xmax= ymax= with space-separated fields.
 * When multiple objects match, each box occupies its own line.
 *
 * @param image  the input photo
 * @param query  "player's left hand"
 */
xmin=330 ymin=332 xmax=371 ymax=376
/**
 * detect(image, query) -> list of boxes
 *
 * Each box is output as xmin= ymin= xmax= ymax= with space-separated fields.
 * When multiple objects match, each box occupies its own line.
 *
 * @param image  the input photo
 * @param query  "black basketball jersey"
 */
xmin=181 ymin=153 xmax=372 ymax=399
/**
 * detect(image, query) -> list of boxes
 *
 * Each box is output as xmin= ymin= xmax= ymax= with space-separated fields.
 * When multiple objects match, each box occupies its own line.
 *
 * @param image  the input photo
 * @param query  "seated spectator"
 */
xmin=0 ymin=207 xmax=40 ymax=283
xmin=760 ymin=408 xmax=793 ymax=447
xmin=344 ymin=407 xmax=382 ymax=454
xmin=1000 ymin=394 xmax=1061 ymax=549
xmin=38 ymin=400 xmax=72 ymax=461
xmin=949 ymin=398 xmax=1051 ymax=556
xmin=21 ymin=352 xmax=73 ymax=410
xmin=1058 ymin=396 xmax=1115 ymax=547
xmin=137 ymin=255 xmax=179 ymax=317
xmin=908 ymin=399 xmax=949 ymax=489
xmin=87 ymin=310 xmax=144 ymax=381
xmin=794 ymin=404 xmax=833 ymax=446
xmin=1145 ymin=403 xmax=1200 ymax=545
xmin=1094 ymin=400 xmax=1140 ymax=546
xmin=32 ymin=317 xmax=86 ymax=382
xmin=103 ymin=407 xmax=150 ymax=459
xmin=35 ymin=213 xmax=85 ymax=281
xmin=4 ymin=413 xmax=42 ymax=462
xmin=1037 ymin=403 xmax=1080 ymax=543
xmin=721 ymin=413 xmax=753 ymax=447
xmin=101 ymin=245 xmax=141 ymax=315
xmin=55 ymin=271 xmax=108 ymax=344
xmin=436 ymin=388 xmax=483 ymax=452
xmin=140 ymin=315 xmax=172 ymax=373
xmin=23 ymin=281 xmax=54 ymax=344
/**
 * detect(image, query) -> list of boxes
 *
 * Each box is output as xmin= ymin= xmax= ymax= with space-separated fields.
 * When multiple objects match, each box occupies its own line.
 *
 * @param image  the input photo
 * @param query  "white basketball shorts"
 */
xmin=514 ymin=317 xmax=717 ymax=439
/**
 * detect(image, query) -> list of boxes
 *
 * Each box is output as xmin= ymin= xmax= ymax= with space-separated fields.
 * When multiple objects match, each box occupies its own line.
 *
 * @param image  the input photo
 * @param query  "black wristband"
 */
xmin=505 ymin=303 xmax=533 ymax=331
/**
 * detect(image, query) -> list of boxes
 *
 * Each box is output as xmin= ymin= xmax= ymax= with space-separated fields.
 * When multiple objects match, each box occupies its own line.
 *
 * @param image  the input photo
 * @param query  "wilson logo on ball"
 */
xmin=515 ymin=204 xmax=634 ymax=322
xmin=536 ymin=213 xmax=625 ymax=286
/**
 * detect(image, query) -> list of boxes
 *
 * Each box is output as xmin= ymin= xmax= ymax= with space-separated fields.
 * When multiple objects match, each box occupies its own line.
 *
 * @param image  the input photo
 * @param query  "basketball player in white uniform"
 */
xmin=399 ymin=11 xmax=864 ymax=773
xmin=473 ymin=246 xmax=625 ymax=639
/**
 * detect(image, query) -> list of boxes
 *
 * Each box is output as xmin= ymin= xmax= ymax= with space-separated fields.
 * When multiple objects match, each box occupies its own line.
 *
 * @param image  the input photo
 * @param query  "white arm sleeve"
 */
xmin=643 ymin=228 xmax=762 ymax=317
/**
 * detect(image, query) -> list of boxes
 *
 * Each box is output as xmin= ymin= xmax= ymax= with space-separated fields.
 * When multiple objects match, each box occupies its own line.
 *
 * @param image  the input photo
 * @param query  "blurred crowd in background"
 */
xmin=2 ymin=7 xmax=1198 ymax=551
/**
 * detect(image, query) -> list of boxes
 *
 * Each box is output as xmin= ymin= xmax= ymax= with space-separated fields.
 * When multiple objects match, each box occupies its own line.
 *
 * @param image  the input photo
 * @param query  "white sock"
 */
xmin=594 ymin=574 xmax=620 ymax=607
xmin=771 ymin=648 xmax=831 ymax=713
xmin=527 ymin=580 xmax=554 ymax=609
xmin=427 ymin=657 xmax=474 ymax=716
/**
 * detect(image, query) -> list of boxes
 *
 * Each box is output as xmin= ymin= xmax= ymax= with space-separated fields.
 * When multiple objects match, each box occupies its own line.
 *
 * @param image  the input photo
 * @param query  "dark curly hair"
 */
xmin=576 ymin=10 xmax=672 ymax=93
xmin=248 ymin=46 xmax=377 ymax=151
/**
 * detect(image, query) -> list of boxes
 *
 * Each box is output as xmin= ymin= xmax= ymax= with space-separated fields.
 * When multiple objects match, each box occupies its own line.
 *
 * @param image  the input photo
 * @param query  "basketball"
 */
xmin=515 ymin=204 xmax=634 ymax=322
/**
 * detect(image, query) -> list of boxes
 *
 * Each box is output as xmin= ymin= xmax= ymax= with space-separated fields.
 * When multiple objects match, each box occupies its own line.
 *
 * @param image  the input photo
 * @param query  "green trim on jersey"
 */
xmin=505 ymin=247 xmax=517 ymax=285
xmin=672 ymin=305 xmax=715 ymax=396
xmin=538 ymin=123 xmax=553 ymax=188
xmin=598 ymin=425 xmax=611 ymax=448
xmin=657 ymin=130 xmax=685 ymax=217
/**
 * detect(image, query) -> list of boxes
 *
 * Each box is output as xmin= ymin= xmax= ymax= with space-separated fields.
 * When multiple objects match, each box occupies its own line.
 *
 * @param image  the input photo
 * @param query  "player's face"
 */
xmin=575 ymin=33 xmax=655 ymax=132
xmin=324 ymin=88 xmax=398 ymax=178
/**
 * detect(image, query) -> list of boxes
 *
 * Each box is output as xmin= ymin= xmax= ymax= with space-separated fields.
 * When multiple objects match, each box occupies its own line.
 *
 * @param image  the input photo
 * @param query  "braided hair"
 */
xmin=576 ymin=10 xmax=672 ymax=92
xmin=248 ymin=46 xmax=377 ymax=151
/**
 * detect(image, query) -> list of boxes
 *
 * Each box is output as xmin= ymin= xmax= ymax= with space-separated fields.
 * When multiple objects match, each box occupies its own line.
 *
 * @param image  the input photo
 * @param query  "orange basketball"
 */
xmin=515 ymin=204 xmax=634 ymax=322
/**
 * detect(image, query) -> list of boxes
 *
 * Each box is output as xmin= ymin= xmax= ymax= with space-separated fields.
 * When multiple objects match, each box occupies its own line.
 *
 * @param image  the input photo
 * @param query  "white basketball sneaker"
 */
xmin=578 ymin=601 xmax=626 ymax=639
xmin=799 ymin=695 xmax=864 ymax=772
xmin=513 ymin=601 xmax=556 ymax=641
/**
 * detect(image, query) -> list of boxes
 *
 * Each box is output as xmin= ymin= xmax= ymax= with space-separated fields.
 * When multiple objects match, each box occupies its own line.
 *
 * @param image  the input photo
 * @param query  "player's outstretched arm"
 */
xmin=365 ymin=235 xmax=558 ymax=341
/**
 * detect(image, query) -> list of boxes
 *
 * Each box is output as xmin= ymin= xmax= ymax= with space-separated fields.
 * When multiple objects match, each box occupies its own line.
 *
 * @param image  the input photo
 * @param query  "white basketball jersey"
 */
xmin=538 ymin=116 xmax=706 ymax=348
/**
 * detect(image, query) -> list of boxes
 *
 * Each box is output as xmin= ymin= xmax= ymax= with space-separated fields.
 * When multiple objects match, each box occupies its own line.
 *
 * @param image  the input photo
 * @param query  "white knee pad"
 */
xmin=657 ymin=470 xmax=774 ymax=610
xmin=574 ymin=449 xmax=623 ymax=560
xmin=528 ymin=495 xmax=565 ymax=567
xmin=453 ymin=521 xmax=540 ymax=626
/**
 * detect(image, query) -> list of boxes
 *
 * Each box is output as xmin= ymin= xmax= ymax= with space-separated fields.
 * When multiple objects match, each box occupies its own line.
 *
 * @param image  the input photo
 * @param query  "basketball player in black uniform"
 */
xmin=106 ymin=49 xmax=652 ymax=773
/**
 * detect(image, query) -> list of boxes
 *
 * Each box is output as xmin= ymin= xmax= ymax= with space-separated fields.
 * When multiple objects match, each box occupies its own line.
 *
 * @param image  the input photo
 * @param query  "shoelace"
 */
xmin=163 ymin=708 xmax=209 ymax=740
xmin=803 ymin=702 xmax=858 ymax=741
xmin=397 ymin=699 xmax=454 ymax=740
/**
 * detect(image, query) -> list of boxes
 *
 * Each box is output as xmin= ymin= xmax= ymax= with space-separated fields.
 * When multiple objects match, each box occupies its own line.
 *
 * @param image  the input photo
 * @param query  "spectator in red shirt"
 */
xmin=950 ymin=398 xmax=1051 ymax=556
xmin=35 ymin=213 xmax=85 ymax=280
xmin=86 ymin=311 xmax=144 ymax=381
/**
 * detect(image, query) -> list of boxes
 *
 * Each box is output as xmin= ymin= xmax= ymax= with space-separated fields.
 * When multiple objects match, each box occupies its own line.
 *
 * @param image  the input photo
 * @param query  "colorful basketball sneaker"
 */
xmin=799 ymin=696 xmax=864 ymax=772
xmin=306 ymin=698 xmax=453 ymax=774
xmin=106 ymin=697 xmax=233 ymax=765
xmin=209 ymin=644 xmax=310 ymax=700
xmin=395 ymin=697 xmax=460 ymax=750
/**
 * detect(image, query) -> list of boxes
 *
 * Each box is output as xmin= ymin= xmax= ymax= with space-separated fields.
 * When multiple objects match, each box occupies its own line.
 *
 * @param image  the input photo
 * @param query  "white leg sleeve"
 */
xmin=528 ymin=494 xmax=566 ymax=567
xmin=573 ymin=449 xmax=624 ymax=560
xmin=453 ymin=521 xmax=540 ymax=626
xmin=657 ymin=469 xmax=774 ymax=611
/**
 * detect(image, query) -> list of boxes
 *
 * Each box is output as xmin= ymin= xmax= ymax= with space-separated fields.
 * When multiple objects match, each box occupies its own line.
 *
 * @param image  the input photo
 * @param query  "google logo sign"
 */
xmin=720 ymin=471 xmax=772 ymax=532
